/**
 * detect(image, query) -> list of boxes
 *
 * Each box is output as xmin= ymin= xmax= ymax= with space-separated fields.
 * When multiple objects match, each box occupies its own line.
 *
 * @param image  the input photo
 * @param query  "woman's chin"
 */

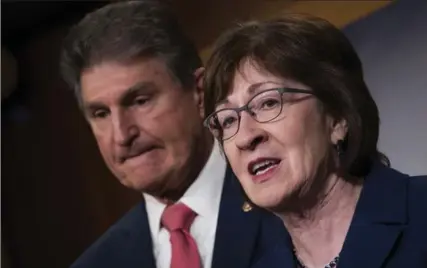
xmin=249 ymin=189 xmax=289 ymax=211
xmin=242 ymin=175 xmax=299 ymax=211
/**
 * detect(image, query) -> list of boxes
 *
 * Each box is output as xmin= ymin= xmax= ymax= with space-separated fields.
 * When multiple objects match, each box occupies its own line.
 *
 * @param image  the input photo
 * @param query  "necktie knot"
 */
xmin=161 ymin=203 xmax=196 ymax=232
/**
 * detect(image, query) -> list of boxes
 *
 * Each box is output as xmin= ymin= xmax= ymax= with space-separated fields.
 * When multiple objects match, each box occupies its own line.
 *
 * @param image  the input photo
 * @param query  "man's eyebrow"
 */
xmin=126 ymin=81 xmax=156 ymax=95
xmin=120 ymin=81 xmax=156 ymax=105
xmin=82 ymin=81 xmax=157 ymax=114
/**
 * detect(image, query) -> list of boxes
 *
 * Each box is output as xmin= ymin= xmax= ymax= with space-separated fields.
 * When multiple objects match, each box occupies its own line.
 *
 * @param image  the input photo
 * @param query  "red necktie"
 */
xmin=161 ymin=203 xmax=201 ymax=268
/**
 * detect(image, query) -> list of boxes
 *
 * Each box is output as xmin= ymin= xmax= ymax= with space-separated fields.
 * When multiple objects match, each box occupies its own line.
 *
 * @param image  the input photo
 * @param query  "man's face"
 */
xmin=80 ymin=58 xmax=207 ymax=198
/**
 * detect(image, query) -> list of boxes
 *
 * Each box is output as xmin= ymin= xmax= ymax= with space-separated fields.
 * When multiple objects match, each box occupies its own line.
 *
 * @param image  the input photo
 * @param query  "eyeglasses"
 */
xmin=204 ymin=88 xmax=316 ymax=141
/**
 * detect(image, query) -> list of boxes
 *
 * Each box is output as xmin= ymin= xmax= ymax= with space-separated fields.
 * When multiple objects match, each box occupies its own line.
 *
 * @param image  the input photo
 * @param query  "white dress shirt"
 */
xmin=143 ymin=140 xmax=227 ymax=268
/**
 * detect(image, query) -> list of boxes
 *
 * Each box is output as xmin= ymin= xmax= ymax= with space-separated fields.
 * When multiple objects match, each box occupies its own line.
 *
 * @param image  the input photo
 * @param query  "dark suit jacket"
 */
xmin=71 ymin=167 xmax=286 ymax=268
xmin=252 ymin=164 xmax=427 ymax=268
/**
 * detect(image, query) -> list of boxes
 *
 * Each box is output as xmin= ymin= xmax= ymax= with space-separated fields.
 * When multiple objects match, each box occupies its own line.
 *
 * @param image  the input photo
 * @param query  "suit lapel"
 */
xmin=338 ymin=165 xmax=409 ymax=268
xmin=211 ymin=167 xmax=263 ymax=268
xmin=114 ymin=201 xmax=156 ymax=268
xmin=250 ymin=230 xmax=295 ymax=268
xmin=339 ymin=224 xmax=404 ymax=268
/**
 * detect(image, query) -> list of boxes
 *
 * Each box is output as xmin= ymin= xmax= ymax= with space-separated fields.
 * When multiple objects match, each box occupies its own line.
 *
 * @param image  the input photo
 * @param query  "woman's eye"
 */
xmin=221 ymin=116 xmax=237 ymax=129
xmin=261 ymin=98 xmax=280 ymax=109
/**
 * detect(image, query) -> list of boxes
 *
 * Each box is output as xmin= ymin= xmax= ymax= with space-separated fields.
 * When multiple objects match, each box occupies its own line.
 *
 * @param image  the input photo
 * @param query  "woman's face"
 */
xmin=216 ymin=60 xmax=346 ymax=211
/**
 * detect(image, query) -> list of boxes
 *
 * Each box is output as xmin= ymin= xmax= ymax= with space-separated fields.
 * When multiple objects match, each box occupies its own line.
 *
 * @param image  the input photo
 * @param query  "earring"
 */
xmin=335 ymin=139 xmax=344 ymax=158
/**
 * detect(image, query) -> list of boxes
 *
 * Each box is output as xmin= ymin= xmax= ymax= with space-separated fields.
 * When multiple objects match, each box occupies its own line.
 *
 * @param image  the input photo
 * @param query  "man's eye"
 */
xmin=93 ymin=109 xmax=109 ymax=119
xmin=134 ymin=96 xmax=149 ymax=106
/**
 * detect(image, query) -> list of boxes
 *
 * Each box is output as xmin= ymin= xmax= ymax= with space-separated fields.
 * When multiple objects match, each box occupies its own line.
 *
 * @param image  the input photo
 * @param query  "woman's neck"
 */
xmin=278 ymin=174 xmax=362 ymax=268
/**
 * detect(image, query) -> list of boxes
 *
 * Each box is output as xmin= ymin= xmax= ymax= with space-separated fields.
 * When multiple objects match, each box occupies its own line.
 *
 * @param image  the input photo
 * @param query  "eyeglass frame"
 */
xmin=203 ymin=87 xmax=317 ymax=141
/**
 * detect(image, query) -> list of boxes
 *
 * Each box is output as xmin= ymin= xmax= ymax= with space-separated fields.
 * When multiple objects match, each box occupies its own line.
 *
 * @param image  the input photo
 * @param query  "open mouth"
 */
xmin=248 ymin=158 xmax=281 ymax=176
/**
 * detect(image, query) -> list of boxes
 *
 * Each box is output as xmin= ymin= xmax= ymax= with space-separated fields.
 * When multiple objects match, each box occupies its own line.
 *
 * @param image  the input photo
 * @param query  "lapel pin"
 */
xmin=242 ymin=201 xmax=252 ymax=212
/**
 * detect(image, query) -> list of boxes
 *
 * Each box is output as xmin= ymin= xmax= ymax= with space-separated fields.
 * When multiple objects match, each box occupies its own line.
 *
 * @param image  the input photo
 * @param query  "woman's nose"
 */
xmin=234 ymin=112 xmax=268 ymax=151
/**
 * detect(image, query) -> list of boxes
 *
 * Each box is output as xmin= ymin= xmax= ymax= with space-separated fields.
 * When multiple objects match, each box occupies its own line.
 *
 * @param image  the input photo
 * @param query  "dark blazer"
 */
xmin=251 ymin=164 xmax=427 ymax=268
xmin=71 ymin=167 xmax=286 ymax=268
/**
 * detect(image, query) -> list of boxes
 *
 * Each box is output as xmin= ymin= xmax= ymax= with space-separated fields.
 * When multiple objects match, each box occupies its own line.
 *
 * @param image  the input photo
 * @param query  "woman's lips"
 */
xmin=247 ymin=157 xmax=281 ymax=183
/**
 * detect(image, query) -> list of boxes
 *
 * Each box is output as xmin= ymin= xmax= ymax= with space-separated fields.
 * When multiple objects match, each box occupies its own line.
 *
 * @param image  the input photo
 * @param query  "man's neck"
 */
xmin=156 ymin=134 xmax=215 ymax=204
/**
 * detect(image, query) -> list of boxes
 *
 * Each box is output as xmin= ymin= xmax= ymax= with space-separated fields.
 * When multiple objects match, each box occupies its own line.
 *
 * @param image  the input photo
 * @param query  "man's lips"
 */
xmin=118 ymin=145 xmax=158 ymax=163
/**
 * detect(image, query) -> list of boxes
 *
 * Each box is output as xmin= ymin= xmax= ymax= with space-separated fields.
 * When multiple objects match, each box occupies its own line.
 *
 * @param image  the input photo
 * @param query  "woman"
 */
xmin=203 ymin=14 xmax=427 ymax=268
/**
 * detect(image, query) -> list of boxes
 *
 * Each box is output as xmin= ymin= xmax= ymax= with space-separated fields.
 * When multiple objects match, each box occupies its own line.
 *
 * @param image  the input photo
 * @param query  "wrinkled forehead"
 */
xmin=214 ymin=59 xmax=277 ymax=107
xmin=230 ymin=60 xmax=283 ymax=93
xmin=215 ymin=59 xmax=306 ymax=109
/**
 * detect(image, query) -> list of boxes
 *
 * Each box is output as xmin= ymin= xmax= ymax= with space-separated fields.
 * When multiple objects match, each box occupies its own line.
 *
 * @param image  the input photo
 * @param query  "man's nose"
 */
xmin=234 ymin=112 xmax=268 ymax=151
xmin=111 ymin=110 xmax=139 ymax=147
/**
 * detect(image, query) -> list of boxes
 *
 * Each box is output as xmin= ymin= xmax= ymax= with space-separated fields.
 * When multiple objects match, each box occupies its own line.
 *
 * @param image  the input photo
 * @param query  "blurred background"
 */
xmin=2 ymin=0 xmax=426 ymax=267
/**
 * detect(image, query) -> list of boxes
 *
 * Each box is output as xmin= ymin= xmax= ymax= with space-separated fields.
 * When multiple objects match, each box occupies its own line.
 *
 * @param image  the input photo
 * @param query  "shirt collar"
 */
xmin=179 ymin=139 xmax=226 ymax=218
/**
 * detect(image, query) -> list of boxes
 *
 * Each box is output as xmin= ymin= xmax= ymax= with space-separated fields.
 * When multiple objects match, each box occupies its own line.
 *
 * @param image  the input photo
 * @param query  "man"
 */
xmin=60 ymin=1 xmax=285 ymax=268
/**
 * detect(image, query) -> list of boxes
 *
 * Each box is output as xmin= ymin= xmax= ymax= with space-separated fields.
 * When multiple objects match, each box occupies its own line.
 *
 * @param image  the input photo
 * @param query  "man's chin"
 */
xmin=117 ymin=175 xmax=161 ymax=193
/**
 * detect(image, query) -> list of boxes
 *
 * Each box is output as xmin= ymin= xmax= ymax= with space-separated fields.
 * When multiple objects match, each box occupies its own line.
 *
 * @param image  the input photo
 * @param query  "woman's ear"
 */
xmin=193 ymin=67 xmax=205 ymax=118
xmin=330 ymin=118 xmax=348 ymax=145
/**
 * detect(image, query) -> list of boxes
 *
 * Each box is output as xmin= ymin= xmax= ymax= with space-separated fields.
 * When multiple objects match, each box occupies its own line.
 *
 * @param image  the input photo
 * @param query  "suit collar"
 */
xmin=211 ymin=167 xmax=274 ymax=268
xmin=112 ymin=201 xmax=156 ymax=268
xmin=251 ymin=230 xmax=296 ymax=268
xmin=251 ymin=164 xmax=410 ymax=268
xmin=351 ymin=163 xmax=408 ymax=224
xmin=337 ymin=164 xmax=409 ymax=268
